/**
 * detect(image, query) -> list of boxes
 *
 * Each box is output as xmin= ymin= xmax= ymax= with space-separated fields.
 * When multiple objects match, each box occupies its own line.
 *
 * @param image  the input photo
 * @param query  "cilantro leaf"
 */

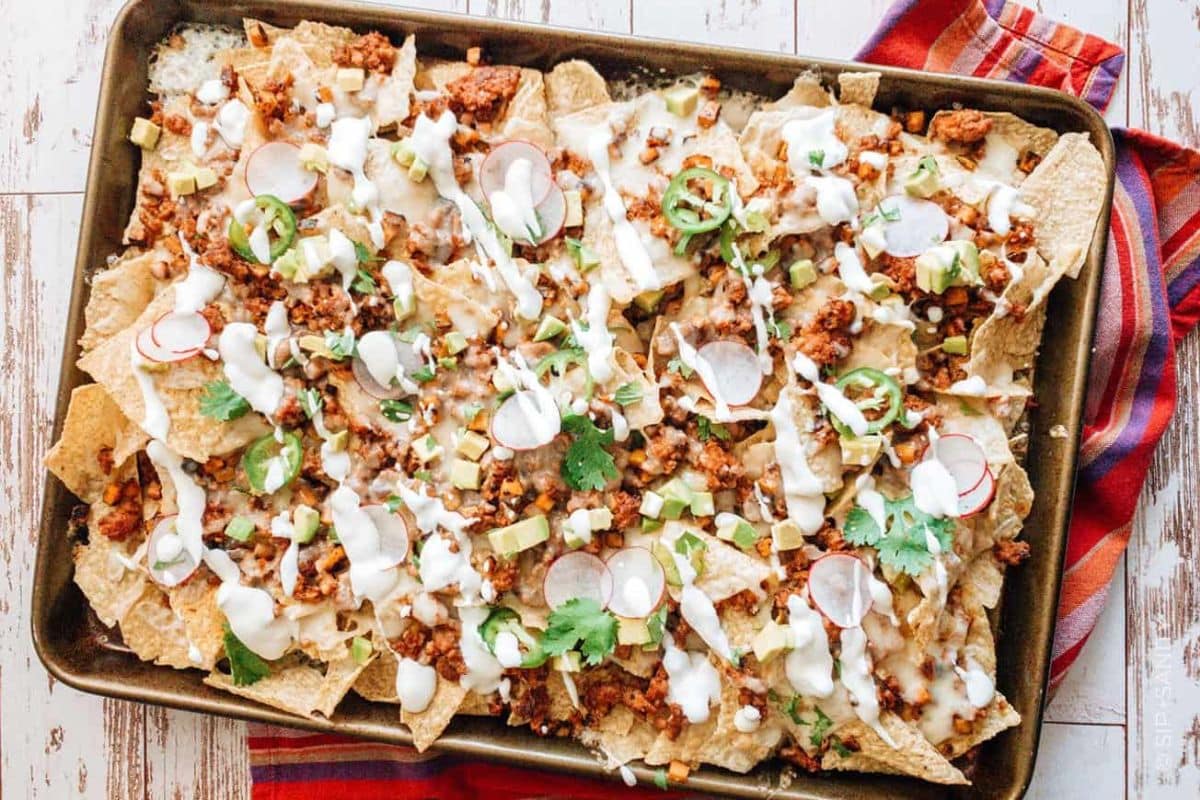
xmin=298 ymin=387 xmax=322 ymax=419
xmin=411 ymin=365 xmax=436 ymax=383
xmin=767 ymin=319 xmax=792 ymax=340
xmin=779 ymin=695 xmax=805 ymax=725
xmin=351 ymin=267 xmax=377 ymax=294
xmin=223 ymin=623 xmax=270 ymax=686
xmin=560 ymin=413 xmax=618 ymax=491
xmin=842 ymin=495 xmax=955 ymax=575
xmin=613 ymin=382 xmax=643 ymax=406
xmin=697 ymin=416 xmax=730 ymax=442
xmin=199 ymin=380 xmax=250 ymax=421
xmin=535 ymin=347 xmax=586 ymax=378
xmin=385 ymin=493 xmax=404 ymax=513
xmin=808 ymin=149 xmax=825 ymax=168
xmin=843 ymin=505 xmax=883 ymax=547
xmin=324 ymin=329 xmax=355 ymax=361
xmin=646 ymin=605 xmax=668 ymax=646
xmin=809 ymin=706 xmax=834 ymax=746
xmin=353 ymin=240 xmax=381 ymax=264
xmin=917 ymin=154 xmax=939 ymax=175
xmin=666 ymin=356 xmax=694 ymax=379
xmin=380 ymin=399 xmax=413 ymax=423
xmin=540 ymin=597 xmax=618 ymax=666
xmin=830 ymin=737 xmax=853 ymax=758
xmin=653 ymin=769 xmax=669 ymax=790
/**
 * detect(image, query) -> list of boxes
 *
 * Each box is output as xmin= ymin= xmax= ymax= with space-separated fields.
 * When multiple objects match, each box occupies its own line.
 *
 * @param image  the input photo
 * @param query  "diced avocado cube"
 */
xmin=327 ymin=429 xmax=349 ymax=452
xmin=335 ymin=67 xmax=365 ymax=92
xmin=456 ymin=430 xmax=490 ymax=461
xmin=167 ymin=170 xmax=197 ymax=197
xmin=617 ymin=617 xmax=652 ymax=645
xmin=224 ymin=515 xmax=256 ymax=542
xmin=563 ymin=189 xmax=583 ymax=227
xmin=905 ymin=161 xmax=940 ymax=198
xmin=587 ymin=507 xmax=614 ymax=531
xmin=664 ymin=85 xmax=700 ymax=117
xmin=351 ymin=635 xmax=373 ymax=665
xmin=840 ymin=434 xmax=883 ymax=467
xmin=633 ymin=290 xmax=664 ymax=313
xmin=450 ymin=459 xmax=482 ymax=490
xmin=412 ymin=434 xmax=444 ymax=464
xmin=942 ymin=335 xmax=969 ymax=355
xmin=533 ymin=315 xmax=567 ymax=343
xmin=193 ymin=167 xmax=219 ymax=190
xmin=915 ymin=249 xmax=956 ymax=294
xmin=771 ymin=519 xmax=806 ymax=552
xmin=444 ymin=331 xmax=469 ymax=355
xmin=392 ymin=139 xmax=416 ymax=167
xmin=689 ymin=491 xmax=715 ymax=518
xmin=130 ymin=117 xmax=161 ymax=150
xmin=789 ymin=259 xmax=817 ymax=290
xmin=661 ymin=496 xmax=688 ymax=521
xmin=652 ymin=542 xmax=682 ymax=586
xmin=859 ymin=222 xmax=888 ymax=260
xmin=867 ymin=280 xmax=892 ymax=301
xmin=487 ymin=514 xmax=550 ymax=556
xmin=658 ymin=478 xmax=693 ymax=520
xmin=297 ymin=334 xmax=334 ymax=359
xmin=946 ymin=240 xmax=981 ymax=283
xmin=717 ymin=514 xmax=759 ymax=549
xmin=292 ymin=504 xmax=320 ymax=544
xmin=639 ymin=491 xmax=665 ymax=519
xmin=552 ymin=651 xmax=581 ymax=672
xmin=567 ymin=239 xmax=601 ymax=272
xmin=641 ymin=516 xmax=663 ymax=533
xmin=408 ymin=156 xmax=429 ymax=182
xmin=491 ymin=368 xmax=515 ymax=393
xmin=752 ymin=620 xmax=794 ymax=663
xmin=298 ymin=142 xmax=329 ymax=173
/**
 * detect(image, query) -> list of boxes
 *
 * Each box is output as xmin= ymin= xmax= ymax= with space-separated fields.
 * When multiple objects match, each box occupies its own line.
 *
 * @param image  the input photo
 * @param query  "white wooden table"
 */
xmin=2 ymin=1 xmax=1195 ymax=797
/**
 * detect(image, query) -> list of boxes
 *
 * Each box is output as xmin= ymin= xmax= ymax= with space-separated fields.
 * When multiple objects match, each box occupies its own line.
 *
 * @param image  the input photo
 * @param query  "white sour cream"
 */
xmin=839 ymin=625 xmax=896 ymax=746
xmin=768 ymin=390 xmax=826 ymax=534
xmin=218 ymin=322 xmax=284 ymax=417
xmin=586 ymin=128 xmax=661 ymax=293
xmin=396 ymin=656 xmax=438 ymax=713
xmin=785 ymin=593 xmax=835 ymax=697
xmin=213 ymin=99 xmax=250 ymax=148
xmin=663 ymin=637 xmax=722 ymax=724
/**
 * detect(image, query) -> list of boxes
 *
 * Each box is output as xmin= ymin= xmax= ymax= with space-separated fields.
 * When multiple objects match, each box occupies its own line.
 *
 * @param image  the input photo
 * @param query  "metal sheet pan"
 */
xmin=32 ymin=1 xmax=1115 ymax=797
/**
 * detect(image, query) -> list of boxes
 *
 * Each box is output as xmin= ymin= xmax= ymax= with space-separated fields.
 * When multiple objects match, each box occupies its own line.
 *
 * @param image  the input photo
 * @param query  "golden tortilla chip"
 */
xmin=459 ymin=691 xmax=497 ymax=716
xmin=545 ymin=60 xmax=610 ymax=115
xmin=413 ymin=261 xmax=502 ymax=339
xmin=352 ymin=646 xmax=400 ymax=703
xmin=765 ymin=73 xmax=831 ymax=111
xmin=1019 ymin=132 xmax=1106 ymax=278
xmin=168 ymin=579 xmax=227 ymax=670
xmin=77 ymin=290 xmax=270 ymax=462
xmin=837 ymin=71 xmax=880 ymax=107
xmin=120 ymin=585 xmax=196 ymax=669
xmin=73 ymin=495 xmax=149 ymax=628
xmin=81 ymin=250 xmax=163 ymax=352
xmin=820 ymin=712 xmax=969 ymax=785
xmin=205 ymin=653 xmax=369 ymax=719
xmin=401 ymin=674 xmax=469 ymax=751
xmin=939 ymin=694 xmax=1021 ymax=759
xmin=578 ymin=706 xmax=658 ymax=768
xmin=45 ymin=384 xmax=147 ymax=503
xmin=373 ymin=34 xmax=417 ymax=129
xmin=841 ymin=321 xmax=918 ymax=380
xmin=962 ymin=551 xmax=1005 ymax=610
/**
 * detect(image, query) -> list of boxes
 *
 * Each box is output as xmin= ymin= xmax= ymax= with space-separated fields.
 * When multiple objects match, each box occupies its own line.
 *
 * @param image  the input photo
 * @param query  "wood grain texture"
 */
xmin=4 ymin=0 xmax=1196 ymax=797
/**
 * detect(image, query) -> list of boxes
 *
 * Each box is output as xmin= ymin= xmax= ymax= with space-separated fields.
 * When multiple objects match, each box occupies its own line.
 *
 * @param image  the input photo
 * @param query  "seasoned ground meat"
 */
xmin=607 ymin=490 xmax=642 ymax=530
xmin=446 ymin=65 xmax=522 ymax=123
xmin=96 ymin=480 xmax=142 ymax=541
xmin=994 ymin=539 xmax=1031 ymax=565
xmin=929 ymin=109 xmax=993 ymax=144
xmin=797 ymin=298 xmax=856 ymax=366
xmin=333 ymin=32 xmax=396 ymax=73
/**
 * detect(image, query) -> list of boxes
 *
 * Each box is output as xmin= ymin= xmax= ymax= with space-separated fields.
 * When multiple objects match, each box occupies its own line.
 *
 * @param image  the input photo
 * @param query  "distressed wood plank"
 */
xmin=145 ymin=707 xmax=250 ymax=800
xmin=467 ymin=0 xmax=629 ymax=31
xmin=1127 ymin=1 xmax=1200 ymax=796
xmin=632 ymin=0 xmax=794 ymax=53
xmin=0 ymin=193 xmax=148 ymax=799
xmin=1028 ymin=723 xmax=1127 ymax=800
xmin=796 ymin=0 xmax=891 ymax=58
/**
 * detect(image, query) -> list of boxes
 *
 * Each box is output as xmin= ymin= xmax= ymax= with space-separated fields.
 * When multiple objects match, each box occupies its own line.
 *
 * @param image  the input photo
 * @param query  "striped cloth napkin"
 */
xmin=247 ymin=2 xmax=1200 ymax=797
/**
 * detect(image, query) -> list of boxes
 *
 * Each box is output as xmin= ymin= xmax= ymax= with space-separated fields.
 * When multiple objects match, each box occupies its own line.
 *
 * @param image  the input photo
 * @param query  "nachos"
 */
xmin=46 ymin=19 xmax=1106 ymax=788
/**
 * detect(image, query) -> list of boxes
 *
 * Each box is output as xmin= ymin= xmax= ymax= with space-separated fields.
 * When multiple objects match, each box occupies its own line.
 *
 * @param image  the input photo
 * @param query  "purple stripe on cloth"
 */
xmin=251 ymin=756 xmax=454 ymax=784
xmin=1079 ymin=137 xmax=1173 ymax=483
xmin=1084 ymin=50 xmax=1125 ymax=110
xmin=1005 ymin=39 xmax=1045 ymax=83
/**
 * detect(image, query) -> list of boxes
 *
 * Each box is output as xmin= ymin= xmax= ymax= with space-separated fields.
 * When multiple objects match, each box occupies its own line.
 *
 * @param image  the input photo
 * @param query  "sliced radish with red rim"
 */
xmin=531 ymin=184 xmax=567 ymax=245
xmin=351 ymin=338 xmax=424 ymax=400
xmin=543 ymin=551 xmax=613 ymax=610
xmin=479 ymin=141 xmax=554 ymax=204
xmin=605 ymin=547 xmax=666 ymax=618
xmin=807 ymin=552 xmax=873 ymax=629
xmin=244 ymin=142 xmax=318 ymax=203
xmin=151 ymin=311 xmax=212 ymax=354
xmin=362 ymin=505 xmax=410 ymax=567
xmin=697 ymin=340 xmax=763 ymax=406
xmin=136 ymin=326 xmax=200 ymax=363
xmin=147 ymin=516 xmax=200 ymax=588
xmin=934 ymin=433 xmax=988 ymax=496
xmin=957 ymin=466 xmax=996 ymax=517
xmin=880 ymin=196 xmax=949 ymax=258
xmin=491 ymin=390 xmax=560 ymax=451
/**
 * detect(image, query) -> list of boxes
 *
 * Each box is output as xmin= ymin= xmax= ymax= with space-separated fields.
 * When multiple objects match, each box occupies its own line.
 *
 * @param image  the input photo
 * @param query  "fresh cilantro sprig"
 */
xmin=223 ymin=623 xmax=270 ymax=686
xmin=200 ymin=380 xmax=250 ymax=421
xmin=351 ymin=268 xmax=377 ymax=294
xmin=324 ymin=329 xmax=355 ymax=361
xmin=808 ymin=149 xmax=825 ymax=168
xmin=298 ymin=387 xmax=322 ymax=419
xmin=843 ymin=494 xmax=954 ymax=575
xmin=666 ymin=356 xmax=694 ymax=379
xmin=697 ymin=416 xmax=730 ymax=442
xmin=809 ymin=706 xmax=834 ymax=746
xmin=535 ymin=347 xmax=586 ymax=378
xmin=560 ymin=413 xmax=618 ymax=491
xmin=613 ymin=382 xmax=643 ymax=406
xmin=540 ymin=597 xmax=618 ymax=666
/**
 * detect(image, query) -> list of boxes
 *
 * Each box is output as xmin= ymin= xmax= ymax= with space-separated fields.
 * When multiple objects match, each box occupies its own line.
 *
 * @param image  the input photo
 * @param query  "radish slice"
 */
xmin=362 ymin=505 xmax=410 ymax=567
xmin=479 ymin=141 xmax=553 ymax=204
xmin=935 ymin=433 xmax=989 ymax=495
xmin=605 ymin=547 xmax=666 ymax=618
xmin=543 ymin=552 xmax=613 ymax=610
xmin=244 ymin=142 xmax=318 ymax=203
xmin=150 ymin=311 xmax=211 ymax=354
xmin=958 ymin=466 xmax=996 ymax=517
xmin=807 ymin=553 xmax=873 ymax=629
xmin=136 ymin=326 xmax=199 ymax=363
xmin=532 ymin=184 xmax=567 ymax=244
xmin=880 ymin=196 xmax=949 ymax=258
xmin=491 ymin=390 xmax=560 ymax=451
xmin=351 ymin=339 xmax=424 ymax=400
xmin=697 ymin=340 xmax=763 ymax=406
xmin=147 ymin=516 xmax=200 ymax=588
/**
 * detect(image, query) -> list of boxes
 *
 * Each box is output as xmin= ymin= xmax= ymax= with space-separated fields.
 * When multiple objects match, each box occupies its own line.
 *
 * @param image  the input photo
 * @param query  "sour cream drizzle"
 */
xmin=488 ymin=158 xmax=542 ymax=243
xmin=586 ymin=128 xmax=661 ymax=292
xmin=662 ymin=636 xmax=722 ymax=724
xmin=218 ymin=322 xmax=284 ymax=416
xmin=785 ymin=593 xmax=835 ymax=697
xmin=768 ymin=389 xmax=826 ymax=534
xmin=839 ymin=625 xmax=896 ymax=746
xmin=792 ymin=351 xmax=870 ymax=436
xmin=396 ymin=656 xmax=438 ymax=712
xmin=329 ymin=485 xmax=402 ymax=603
xmin=910 ymin=429 xmax=962 ymax=519
xmin=409 ymin=111 xmax=543 ymax=319
xmin=145 ymin=440 xmax=206 ymax=563
xmin=570 ymin=282 xmax=616 ymax=384
xmin=492 ymin=348 xmax=562 ymax=444
xmin=204 ymin=548 xmax=294 ymax=659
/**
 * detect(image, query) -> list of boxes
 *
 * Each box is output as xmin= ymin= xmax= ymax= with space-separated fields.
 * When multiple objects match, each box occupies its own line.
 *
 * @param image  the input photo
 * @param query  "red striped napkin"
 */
xmin=248 ymin=2 xmax=1200 ymax=797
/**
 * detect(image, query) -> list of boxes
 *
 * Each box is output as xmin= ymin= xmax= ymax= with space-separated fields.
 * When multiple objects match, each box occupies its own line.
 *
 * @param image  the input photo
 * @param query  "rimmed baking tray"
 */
xmin=33 ymin=1 xmax=1115 ymax=797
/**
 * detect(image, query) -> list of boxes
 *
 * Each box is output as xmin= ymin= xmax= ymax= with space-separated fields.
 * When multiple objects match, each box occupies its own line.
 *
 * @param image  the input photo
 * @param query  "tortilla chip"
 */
xmin=934 ymin=394 xmax=1015 ymax=467
xmin=205 ymin=653 xmax=368 ymax=719
xmin=352 ymin=646 xmax=400 ymax=703
xmin=837 ymin=71 xmax=880 ymax=107
xmin=609 ymin=349 xmax=663 ymax=428
xmin=545 ymin=60 xmax=610 ymax=115
xmin=578 ymin=706 xmax=658 ymax=768
xmin=373 ymin=34 xmax=417 ymax=129
xmin=73 ymin=497 xmax=149 ymax=628
xmin=45 ymin=384 xmax=148 ymax=502
xmin=1018 ymin=132 xmax=1106 ymax=278
xmin=691 ymin=527 xmax=773 ymax=602
xmin=459 ymin=691 xmax=497 ymax=716
xmin=841 ymin=321 xmax=918 ymax=380
xmin=498 ymin=69 xmax=552 ymax=148
xmin=772 ymin=385 xmax=843 ymax=493
xmin=960 ymin=461 xmax=1033 ymax=555
xmin=962 ymin=551 xmax=1005 ymax=609
xmin=77 ymin=290 xmax=270 ymax=462
xmin=413 ymin=261 xmax=501 ymax=339
xmin=765 ymin=73 xmax=830 ymax=111
xmin=80 ymin=250 xmax=163 ymax=352
xmin=939 ymin=694 xmax=1021 ymax=759
xmin=980 ymin=112 xmax=1060 ymax=183
xmin=168 ymin=579 xmax=226 ymax=670
xmin=401 ymin=674 xmax=469 ymax=751
xmin=120 ymin=585 xmax=196 ymax=669
xmin=820 ymin=712 xmax=969 ymax=785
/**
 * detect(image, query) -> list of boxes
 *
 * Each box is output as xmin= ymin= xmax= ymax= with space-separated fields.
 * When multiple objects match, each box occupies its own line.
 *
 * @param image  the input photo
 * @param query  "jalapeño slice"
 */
xmin=662 ymin=167 xmax=734 ymax=235
xmin=242 ymin=431 xmax=303 ymax=494
xmin=832 ymin=367 xmax=903 ymax=435
xmin=227 ymin=195 xmax=297 ymax=264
